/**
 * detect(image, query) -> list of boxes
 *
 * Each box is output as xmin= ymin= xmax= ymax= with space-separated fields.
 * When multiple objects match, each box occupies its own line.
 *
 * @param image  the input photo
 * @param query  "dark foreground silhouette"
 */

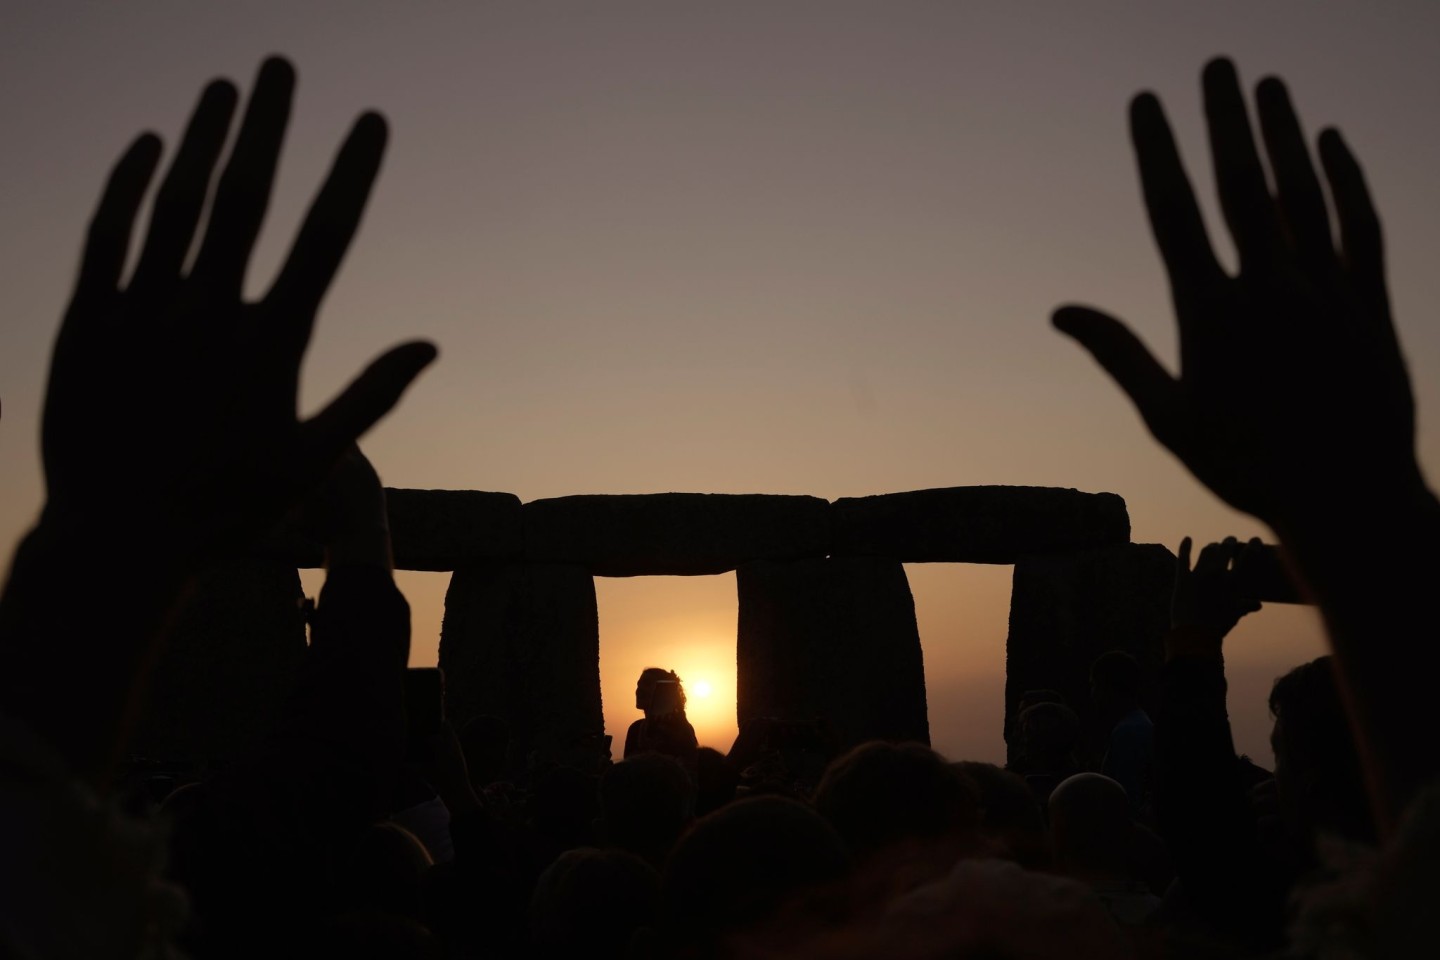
xmin=2 ymin=55 xmax=1437 ymax=959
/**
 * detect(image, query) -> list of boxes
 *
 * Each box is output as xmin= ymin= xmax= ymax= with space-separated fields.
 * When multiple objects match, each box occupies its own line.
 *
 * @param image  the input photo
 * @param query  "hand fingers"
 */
xmin=1318 ymin=128 xmax=1388 ymax=319
xmin=1194 ymin=540 xmax=1230 ymax=576
xmin=1203 ymin=58 xmax=1284 ymax=272
xmin=72 ymin=134 xmax=162 ymax=307
xmin=1255 ymin=77 xmax=1338 ymax=280
xmin=1177 ymin=536 xmax=1193 ymax=574
xmin=264 ymin=111 xmax=388 ymax=346
xmin=188 ymin=57 xmax=296 ymax=295
xmin=1130 ymin=93 xmax=1226 ymax=294
xmin=299 ymin=340 xmax=437 ymax=475
xmin=1052 ymin=305 xmax=1180 ymax=443
xmin=1236 ymin=536 xmax=1266 ymax=564
xmin=128 ymin=80 xmax=238 ymax=297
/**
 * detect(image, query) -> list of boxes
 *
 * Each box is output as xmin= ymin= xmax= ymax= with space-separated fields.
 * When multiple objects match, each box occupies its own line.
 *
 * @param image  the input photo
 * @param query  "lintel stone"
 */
xmin=264 ymin=488 xmax=523 ymax=571
xmin=832 ymin=486 xmax=1130 ymax=564
xmin=523 ymin=493 xmax=832 ymax=576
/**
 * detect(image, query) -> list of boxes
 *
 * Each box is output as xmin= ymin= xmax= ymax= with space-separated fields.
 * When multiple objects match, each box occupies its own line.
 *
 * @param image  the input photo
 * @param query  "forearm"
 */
xmin=0 ymin=516 xmax=194 ymax=785
xmin=1273 ymin=479 xmax=1440 ymax=831
xmin=1155 ymin=653 xmax=1283 ymax=940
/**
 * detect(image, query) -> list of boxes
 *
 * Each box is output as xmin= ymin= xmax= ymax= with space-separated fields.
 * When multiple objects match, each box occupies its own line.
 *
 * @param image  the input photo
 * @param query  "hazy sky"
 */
xmin=3 ymin=1 xmax=1437 ymax=764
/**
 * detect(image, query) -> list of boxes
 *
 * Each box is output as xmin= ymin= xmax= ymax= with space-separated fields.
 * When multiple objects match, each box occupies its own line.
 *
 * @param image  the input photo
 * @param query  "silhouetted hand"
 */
xmin=1169 ymin=537 xmax=1262 ymax=657
xmin=41 ymin=57 xmax=435 ymax=564
xmin=1053 ymin=59 xmax=1418 ymax=533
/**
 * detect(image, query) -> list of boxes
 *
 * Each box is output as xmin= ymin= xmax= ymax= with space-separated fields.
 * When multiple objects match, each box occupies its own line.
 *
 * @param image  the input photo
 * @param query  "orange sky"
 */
xmin=5 ymin=1 xmax=1436 ymax=766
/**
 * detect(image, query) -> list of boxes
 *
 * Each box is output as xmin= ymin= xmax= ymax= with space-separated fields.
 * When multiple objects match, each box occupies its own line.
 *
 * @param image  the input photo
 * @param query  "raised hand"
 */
xmin=42 ymin=57 xmax=435 ymax=563
xmin=1168 ymin=537 xmax=1263 ymax=658
xmin=1053 ymin=58 xmax=1419 ymax=534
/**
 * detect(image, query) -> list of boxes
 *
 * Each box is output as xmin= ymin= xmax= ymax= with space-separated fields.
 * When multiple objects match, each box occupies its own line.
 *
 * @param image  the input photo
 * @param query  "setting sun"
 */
xmin=691 ymin=679 xmax=713 ymax=698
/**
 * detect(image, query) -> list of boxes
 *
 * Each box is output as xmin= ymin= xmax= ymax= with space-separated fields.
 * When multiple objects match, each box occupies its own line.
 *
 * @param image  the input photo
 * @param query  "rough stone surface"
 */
xmin=439 ymin=563 xmax=603 ymax=772
xmin=736 ymin=557 xmax=929 ymax=750
xmin=387 ymin=489 xmax=523 ymax=571
xmin=523 ymin=494 xmax=833 ymax=576
xmin=262 ymin=489 xmax=523 ymax=571
xmin=1003 ymin=543 xmax=1175 ymax=766
xmin=832 ymin=486 xmax=1130 ymax=564
xmin=130 ymin=558 xmax=307 ymax=764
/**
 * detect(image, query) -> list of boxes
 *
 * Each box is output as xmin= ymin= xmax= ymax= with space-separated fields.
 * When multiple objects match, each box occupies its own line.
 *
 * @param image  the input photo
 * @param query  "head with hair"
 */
xmin=635 ymin=667 xmax=686 ymax=714
xmin=1047 ymin=773 xmax=1133 ymax=881
xmin=336 ymin=821 xmax=434 ymax=924
xmin=696 ymin=746 xmax=739 ymax=817
xmin=601 ymin=752 xmax=696 ymax=867
xmin=1017 ymin=701 xmax=1081 ymax=771
xmin=813 ymin=741 xmax=981 ymax=870
xmin=1269 ymin=656 xmax=1374 ymax=843
xmin=663 ymin=796 xmax=850 ymax=952
xmin=530 ymin=847 xmax=660 ymax=960
xmin=953 ymin=761 xmax=1049 ymax=869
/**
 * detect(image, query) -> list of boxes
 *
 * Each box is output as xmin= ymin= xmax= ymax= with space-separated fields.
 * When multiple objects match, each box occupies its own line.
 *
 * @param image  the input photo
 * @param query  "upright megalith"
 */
xmin=1003 ymin=543 xmax=1175 ymax=765
xmin=736 ymin=556 xmax=929 ymax=750
xmin=131 ymin=557 xmax=307 ymax=764
xmin=832 ymin=486 xmax=1130 ymax=564
xmin=523 ymin=493 xmax=833 ymax=576
xmin=439 ymin=563 xmax=603 ymax=771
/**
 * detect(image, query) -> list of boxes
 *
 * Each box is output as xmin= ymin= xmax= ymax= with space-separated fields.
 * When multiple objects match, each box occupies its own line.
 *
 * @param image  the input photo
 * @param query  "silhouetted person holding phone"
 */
xmin=623 ymin=667 xmax=699 ymax=774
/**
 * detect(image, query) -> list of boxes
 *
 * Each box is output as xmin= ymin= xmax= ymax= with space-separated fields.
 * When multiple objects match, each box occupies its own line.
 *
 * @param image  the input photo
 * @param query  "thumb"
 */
xmin=300 ymin=340 xmax=437 ymax=474
xmin=1053 ymin=305 xmax=1179 ymax=439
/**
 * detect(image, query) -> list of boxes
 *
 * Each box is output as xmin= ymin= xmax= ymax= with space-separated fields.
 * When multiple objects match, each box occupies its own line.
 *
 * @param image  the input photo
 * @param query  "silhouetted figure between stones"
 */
xmin=624 ymin=667 xmax=699 ymax=775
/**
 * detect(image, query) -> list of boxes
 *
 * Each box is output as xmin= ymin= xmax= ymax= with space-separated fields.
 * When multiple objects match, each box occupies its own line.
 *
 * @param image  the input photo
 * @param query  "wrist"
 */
xmin=1164 ymin=624 xmax=1225 ymax=662
xmin=1268 ymin=467 xmax=1436 ymax=546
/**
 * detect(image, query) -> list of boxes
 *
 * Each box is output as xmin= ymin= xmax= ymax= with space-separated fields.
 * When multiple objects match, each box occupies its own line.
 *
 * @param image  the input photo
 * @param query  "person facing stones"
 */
xmin=624 ymin=667 xmax=699 ymax=774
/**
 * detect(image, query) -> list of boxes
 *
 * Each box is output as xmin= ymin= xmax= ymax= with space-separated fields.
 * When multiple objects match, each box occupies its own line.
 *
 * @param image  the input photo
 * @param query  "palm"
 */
xmin=42 ymin=59 xmax=434 ymax=559
xmin=1055 ymin=60 xmax=1415 ymax=529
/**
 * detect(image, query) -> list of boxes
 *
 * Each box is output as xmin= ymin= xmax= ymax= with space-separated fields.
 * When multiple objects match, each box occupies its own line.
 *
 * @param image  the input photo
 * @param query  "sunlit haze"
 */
xmin=4 ymin=2 xmax=1438 ymax=766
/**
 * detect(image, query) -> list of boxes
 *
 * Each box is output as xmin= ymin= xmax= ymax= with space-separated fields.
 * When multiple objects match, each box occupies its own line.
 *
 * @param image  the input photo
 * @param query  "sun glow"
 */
xmin=596 ymin=575 xmax=741 ymax=753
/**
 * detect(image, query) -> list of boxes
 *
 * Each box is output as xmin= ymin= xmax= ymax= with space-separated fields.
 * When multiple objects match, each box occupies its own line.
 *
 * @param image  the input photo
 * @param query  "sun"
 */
xmin=690 ymin=679 xmax=713 ymax=699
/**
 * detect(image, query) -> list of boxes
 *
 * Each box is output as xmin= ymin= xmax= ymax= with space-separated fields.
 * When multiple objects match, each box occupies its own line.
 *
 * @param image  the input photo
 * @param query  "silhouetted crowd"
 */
xmin=2 ymin=54 xmax=1437 ymax=959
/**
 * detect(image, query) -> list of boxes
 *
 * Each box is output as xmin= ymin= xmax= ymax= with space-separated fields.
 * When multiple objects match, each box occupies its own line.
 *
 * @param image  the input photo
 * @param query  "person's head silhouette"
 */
xmin=635 ymin=667 xmax=686 ymax=719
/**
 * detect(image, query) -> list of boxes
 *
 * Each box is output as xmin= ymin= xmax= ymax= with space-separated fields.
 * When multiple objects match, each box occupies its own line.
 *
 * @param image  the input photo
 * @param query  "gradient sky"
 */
xmin=3 ymin=2 xmax=1438 ymax=765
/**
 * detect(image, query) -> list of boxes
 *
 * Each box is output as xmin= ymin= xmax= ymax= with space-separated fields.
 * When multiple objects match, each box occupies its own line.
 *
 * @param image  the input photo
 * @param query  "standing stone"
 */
xmin=440 ymin=563 xmax=603 ymax=772
xmin=736 ymin=556 xmax=929 ymax=750
xmin=131 ymin=557 xmax=307 ymax=765
xmin=1004 ymin=543 xmax=1175 ymax=766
